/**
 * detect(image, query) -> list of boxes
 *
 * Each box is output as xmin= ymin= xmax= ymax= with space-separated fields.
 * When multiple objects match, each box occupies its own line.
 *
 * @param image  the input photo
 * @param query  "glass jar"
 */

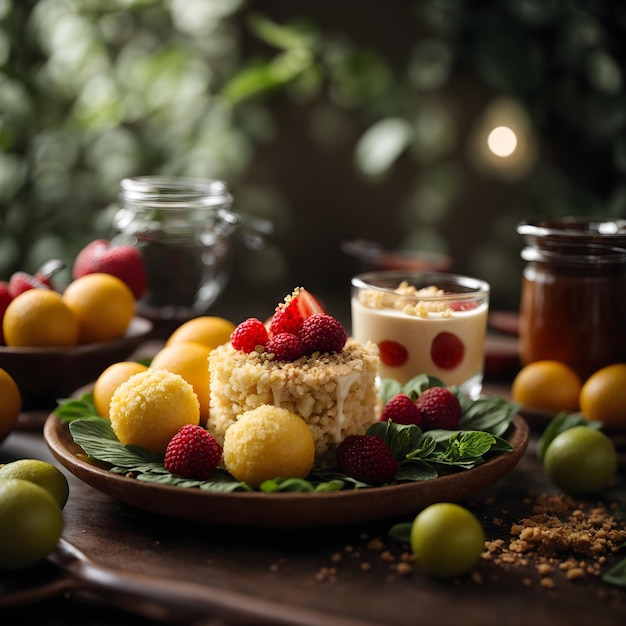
xmin=517 ymin=218 xmax=626 ymax=380
xmin=112 ymin=176 xmax=238 ymax=324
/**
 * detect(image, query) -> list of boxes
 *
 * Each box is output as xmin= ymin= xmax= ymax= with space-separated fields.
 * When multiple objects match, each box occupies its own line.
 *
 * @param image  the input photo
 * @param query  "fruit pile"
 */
xmin=0 ymin=459 xmax=69 ymax=570
xmin=512 ymin=359 xmax=626 ymax=429
xmin=0 ymin=239 xmax=146 ymax=347
xmin=230 ymin=287 xmax=346 ymax=361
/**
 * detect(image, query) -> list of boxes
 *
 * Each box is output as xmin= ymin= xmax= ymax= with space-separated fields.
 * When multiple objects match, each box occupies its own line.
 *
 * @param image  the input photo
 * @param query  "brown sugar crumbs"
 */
xmin=482 ymin=493 xmax=626 ymax=588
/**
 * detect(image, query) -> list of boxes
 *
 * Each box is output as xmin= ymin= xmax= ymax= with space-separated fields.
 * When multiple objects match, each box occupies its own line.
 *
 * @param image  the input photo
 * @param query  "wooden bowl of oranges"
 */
xmin=0 ymin=273 xmax=152 ymax=410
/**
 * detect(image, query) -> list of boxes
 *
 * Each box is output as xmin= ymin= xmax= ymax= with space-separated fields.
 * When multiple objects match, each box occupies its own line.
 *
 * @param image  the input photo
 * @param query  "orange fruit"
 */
xmin=511 ymin=360 xmax=582 ymax=413
xmin=3 ymin=289 xmax=79 ymax=348
xmin=0 ymin=367 xmax=21 ymax=443
xmin=93 ymin=361 xmax=149 ymax=419
xmin=579 ymin=363 xmax=626 ymax=428
xmin=150 ymin=342 xmax=212 ymax=425
xmin=62 ymin=273 xmax=135 ymax=344
xmin=165 ymin=316 xmax=235 ymax=350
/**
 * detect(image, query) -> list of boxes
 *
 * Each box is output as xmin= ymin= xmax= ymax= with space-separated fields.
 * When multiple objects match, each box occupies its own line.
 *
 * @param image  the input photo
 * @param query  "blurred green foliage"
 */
xmin=2 ymin=0 xmax=626 ymax=309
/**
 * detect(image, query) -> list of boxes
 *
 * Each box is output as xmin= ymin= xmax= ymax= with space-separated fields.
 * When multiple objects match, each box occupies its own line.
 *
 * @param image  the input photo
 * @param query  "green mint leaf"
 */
xmin=54 ymin=393 xmax=99 ymax=421
xmin=405 ymin=434 xmax=437 ymax=461
xmin=368 ymin=420 xmax=423 ymax=458
xmin=69 ymin=418 xmax=163 ymax=469
xmin=389 ymin=521 xmax=412 ymax=544
xmin=401 ymin=374 xmax=446 ymax=401
xmin=458 ymin=396 xmax=520 ymax=436
xmin=602 ymin=556 xmax=626 ymax=587
xmin=259 ymin=477 xmax=316 ymax=492
xmin=536 ymin=412 xmax=602 ymax=461
xmin=379 ymin=378 xmax=403 ymax=405
xmin=395 ymin=461 xmax=438 ymax=481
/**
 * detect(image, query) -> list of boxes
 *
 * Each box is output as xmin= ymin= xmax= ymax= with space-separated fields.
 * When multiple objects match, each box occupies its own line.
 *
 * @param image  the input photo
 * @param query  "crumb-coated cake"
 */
xmin=207 ymin=288 xmax=381 ymax=465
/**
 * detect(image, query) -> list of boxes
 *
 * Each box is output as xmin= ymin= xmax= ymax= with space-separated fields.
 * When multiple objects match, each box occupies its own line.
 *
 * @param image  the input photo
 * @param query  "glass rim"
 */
xmin=120 ymin=176 xmax=233 ymax=208
xmin=517 ymin=216 xmax=626 ymax=239
xmin=351 ymin=270 xmax=490 ymax=298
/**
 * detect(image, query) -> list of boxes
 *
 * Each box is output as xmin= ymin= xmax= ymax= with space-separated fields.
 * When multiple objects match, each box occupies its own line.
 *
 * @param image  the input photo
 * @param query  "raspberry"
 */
xmin=266 ymin=332 xmax=305 ymax=361
xmin=164 ymin=424 xmax=223 ymax=480
xmin=336 ymin=434 xmax=398 ymax=486
xmin=378 ymin=340 xmax=408 ymax=367
xmin=231 ymin=318 xmax=268 ymax=353
xmin=300 ymin=314 xmax=347 ymax=354
xmin=381 ymin=394 xmax=423 ymax=426
xmin=430 ymin=332 xmax=464 ymax=370
xmin=269 ymin=296 xmax=304 ymax=336
xmin=415 ymin=386 xmax=462 ymax=430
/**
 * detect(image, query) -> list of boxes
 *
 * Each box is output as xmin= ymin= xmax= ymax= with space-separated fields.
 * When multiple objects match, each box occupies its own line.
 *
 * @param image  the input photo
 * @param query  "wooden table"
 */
xmin=1 ymin=356 xmax=625 ymax=625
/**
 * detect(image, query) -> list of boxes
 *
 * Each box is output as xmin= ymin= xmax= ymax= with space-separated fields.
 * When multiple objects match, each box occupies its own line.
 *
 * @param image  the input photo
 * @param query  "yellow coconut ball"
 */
xmin=223 ymin=405 xmax=315 ymax=488
xmin=109 ymin=369 xmax=200 ymax=454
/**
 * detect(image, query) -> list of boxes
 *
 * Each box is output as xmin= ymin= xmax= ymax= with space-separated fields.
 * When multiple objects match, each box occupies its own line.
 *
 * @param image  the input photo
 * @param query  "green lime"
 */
xmin=0 ymin=459 xmax=69 ymax=508
xmin=410 ymin=502 xmax=485 ymax=579
xmin=543 ymin=426 xmax=617 ymax=496
xmin=0 ymin=478 xmax=63 ymax=570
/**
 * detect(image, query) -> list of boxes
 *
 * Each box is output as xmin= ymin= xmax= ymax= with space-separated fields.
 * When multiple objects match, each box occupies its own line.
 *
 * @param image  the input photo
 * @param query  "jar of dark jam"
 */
xmin=517 ymin=218 xmax=626 ymax=380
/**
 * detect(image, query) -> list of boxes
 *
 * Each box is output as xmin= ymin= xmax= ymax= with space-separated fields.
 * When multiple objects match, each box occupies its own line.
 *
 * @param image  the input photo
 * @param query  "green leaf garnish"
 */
xmin=536 ymin=412 xmax=602 ymax=461
xmin=53 ymin=374 xmax=521 ymax=493
xmin=602 ymin=555 xmax=626 ymax=587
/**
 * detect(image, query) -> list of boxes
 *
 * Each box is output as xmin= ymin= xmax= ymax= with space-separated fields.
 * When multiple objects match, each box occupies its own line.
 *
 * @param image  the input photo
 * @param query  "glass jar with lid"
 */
xmin=517 ymin=217 xmax=626 ymax=380
xmin=111 ymin=176 xmax=240 ymax=325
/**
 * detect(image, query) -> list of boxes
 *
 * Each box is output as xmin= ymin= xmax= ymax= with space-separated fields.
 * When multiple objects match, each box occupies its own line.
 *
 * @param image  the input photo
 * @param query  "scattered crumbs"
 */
xmin=482 ymin=493 xmax=626 ymax=589
xmin=380 ymin=551 xmax=395 ymax=562
xmin=360 ymin=562 xmax=372 ymax=571
xmin=330 ymin=552 xmax=342 ymax=564
xmin=315 ymin=567 xmax=338 ymax=583
xmin=367 ymin=537 xmax=384 ymax=551
xmin=471 ymin=571 xmax=484 ymax=585
xmin=397 ymin=562 xmax=413 ymax=576
xmin=269 ymin=563 xmax=280 ymax=573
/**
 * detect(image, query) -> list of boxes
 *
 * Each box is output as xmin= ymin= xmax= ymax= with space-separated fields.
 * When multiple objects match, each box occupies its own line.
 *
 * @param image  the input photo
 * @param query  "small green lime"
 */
xmin=410 ymin=502 xmax=485 ymax=579
xmin=0 ymin=478 xmax=63 ymax=570
xmin=543 ymin=426 xmax=617 ymax=496
xmin=0 ymin=459 xmax=69 ymax=508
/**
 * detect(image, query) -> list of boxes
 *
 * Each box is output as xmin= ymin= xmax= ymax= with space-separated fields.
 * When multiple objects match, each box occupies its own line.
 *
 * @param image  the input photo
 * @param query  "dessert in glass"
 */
xmin=351 ymin=271 xmax=490 ymax=399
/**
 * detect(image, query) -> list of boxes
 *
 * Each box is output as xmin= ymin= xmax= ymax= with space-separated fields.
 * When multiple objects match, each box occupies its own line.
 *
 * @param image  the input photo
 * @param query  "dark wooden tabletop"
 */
xmin=1 ymin=340 xmax=625 ymax=626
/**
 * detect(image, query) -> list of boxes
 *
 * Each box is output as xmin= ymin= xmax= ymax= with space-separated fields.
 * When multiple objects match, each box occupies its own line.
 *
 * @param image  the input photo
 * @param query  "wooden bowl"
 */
xmin=0 ymin=316 xmax=152 ymax=410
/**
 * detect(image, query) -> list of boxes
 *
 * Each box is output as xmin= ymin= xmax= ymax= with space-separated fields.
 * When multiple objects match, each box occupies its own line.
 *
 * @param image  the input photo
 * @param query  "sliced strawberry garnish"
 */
xmin=268 ymin=287 xmax=325 ymax=336
xmin=296 ymin=288 xmax=325 ymax=318
xmin=378 ymin=340 xmax=408 ymax=367
xmin=431 ymin=332 xmax=464 ymax=370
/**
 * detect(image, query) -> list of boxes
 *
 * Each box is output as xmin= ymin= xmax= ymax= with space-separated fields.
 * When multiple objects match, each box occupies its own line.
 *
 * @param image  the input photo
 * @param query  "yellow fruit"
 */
xmin=62 ymin=273 xmax=135 ymax=344
xmin=0 ymin=368 xmax=21 ymax=443
xmin=3 ymin=289 xmax=79 ymax=348
xmin=579 ymin=363 xmax=626 ymax=427
xmin=166 ymin=316 xmax=236 ymax=350
xmin=512 ymin=360 xmax=582 ymax=413
xmin=109 ymin=369 xmax=200 ymax=454
xmin=150 ymin=342 xmax=212 ymax=426
xmin=0 ymin=478 xmax=63 ymax=570
xmin=93 ymin=361 xmax=149 ymax=419
xmin=0 ymin=459 xmax=69 ymax=508
xmin=223 ymin=405 xmax=315 ymax=488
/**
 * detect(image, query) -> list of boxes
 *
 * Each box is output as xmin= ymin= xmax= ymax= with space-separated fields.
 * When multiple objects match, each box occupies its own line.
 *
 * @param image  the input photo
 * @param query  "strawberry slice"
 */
xmin=269 ymin=287 xmax=325 ymax=336
xmin=296 ymin=288 xmax=325 ymax=318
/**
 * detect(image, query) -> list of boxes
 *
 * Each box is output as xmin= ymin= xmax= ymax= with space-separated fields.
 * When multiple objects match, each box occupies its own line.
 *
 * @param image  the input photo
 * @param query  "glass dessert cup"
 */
xmin=351 ymin=271 xmax=490 ymax=399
